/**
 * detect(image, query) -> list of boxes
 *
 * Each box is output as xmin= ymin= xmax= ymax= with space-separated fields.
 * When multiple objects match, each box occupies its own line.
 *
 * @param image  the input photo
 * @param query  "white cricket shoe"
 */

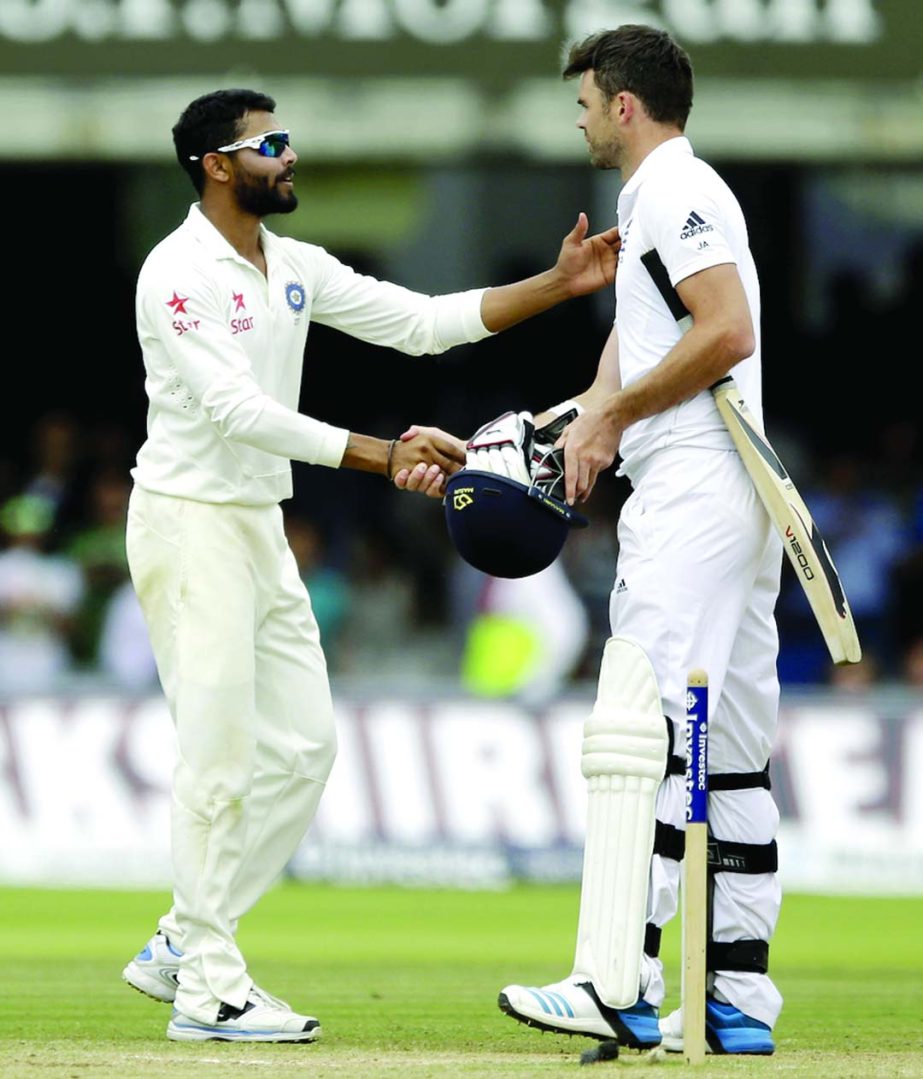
xmin=122 ymin=931 xmax=182 ymax=1003
xmin=498 ymin=976 xmax=661 ymax=1049
xmin=167 ymin=985 xmax=321 ymax=1043
xmin=658 ymin=1005 xmax=694 ymax=1053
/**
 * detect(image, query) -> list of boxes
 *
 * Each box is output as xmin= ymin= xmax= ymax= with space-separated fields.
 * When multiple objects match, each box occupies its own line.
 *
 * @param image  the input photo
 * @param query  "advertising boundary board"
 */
xmin=2 ymin=686 xmax=921 ymax=895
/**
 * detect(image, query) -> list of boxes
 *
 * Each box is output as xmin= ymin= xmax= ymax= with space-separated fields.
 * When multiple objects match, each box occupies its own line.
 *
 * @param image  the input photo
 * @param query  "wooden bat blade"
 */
xmin=711 ymin=377 xmax=861 ymax=666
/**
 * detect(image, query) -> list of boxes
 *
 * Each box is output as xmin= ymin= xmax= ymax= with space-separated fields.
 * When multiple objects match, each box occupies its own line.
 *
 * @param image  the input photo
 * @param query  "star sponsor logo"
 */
xmin=232 ymin=291 xmax=246 ymax=312
xmin=166 ymin=291 xmax=189 ymax=315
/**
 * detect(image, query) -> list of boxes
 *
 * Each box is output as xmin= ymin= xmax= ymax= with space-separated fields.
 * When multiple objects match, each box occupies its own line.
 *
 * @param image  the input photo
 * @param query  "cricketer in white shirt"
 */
xmin=127 ymin=173 xmax=620 ymax=1035
xmin=607 ymin=135 xmax=783 ymax=1027
xmin=493 ymin=131 xmax=784 ymax=1044
xmin=127 ymin=199 xmax=499 ymax=1027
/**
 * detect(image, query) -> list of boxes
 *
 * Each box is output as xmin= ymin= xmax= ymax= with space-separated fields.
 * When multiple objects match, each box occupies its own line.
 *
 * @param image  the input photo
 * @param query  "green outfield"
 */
xmin=1 ymin=883 xmax=920 ymax=1077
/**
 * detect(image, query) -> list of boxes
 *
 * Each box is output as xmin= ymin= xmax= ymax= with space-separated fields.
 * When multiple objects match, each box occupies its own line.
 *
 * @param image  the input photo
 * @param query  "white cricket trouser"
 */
xmin=610 ymin=446 xmax=784 ymax=1028
xmin=126 ymin=486 xmax=337 ymax=1024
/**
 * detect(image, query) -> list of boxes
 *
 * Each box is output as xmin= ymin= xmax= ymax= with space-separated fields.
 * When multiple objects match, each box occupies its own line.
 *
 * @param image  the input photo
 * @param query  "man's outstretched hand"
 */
xmin=555 ymin=212 xmax=621 ymax=297
xmin=392 ymin=425 xmax=466 ymax=498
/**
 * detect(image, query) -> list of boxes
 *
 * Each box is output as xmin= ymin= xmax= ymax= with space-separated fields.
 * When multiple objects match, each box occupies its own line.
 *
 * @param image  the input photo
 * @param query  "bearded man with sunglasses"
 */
xmin=120 ymin=88 xmax=620 ymax=1044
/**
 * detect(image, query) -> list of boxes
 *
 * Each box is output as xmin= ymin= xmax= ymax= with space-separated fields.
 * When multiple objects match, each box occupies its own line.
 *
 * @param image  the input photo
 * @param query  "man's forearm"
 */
xmin=479 ymin=268 xmax=572 ymax=333
xmin=602 ymin=321 xmax=747 ymax=430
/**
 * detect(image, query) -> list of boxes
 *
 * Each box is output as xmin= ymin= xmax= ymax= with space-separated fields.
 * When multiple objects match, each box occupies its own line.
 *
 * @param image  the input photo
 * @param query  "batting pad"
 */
xmin=572 ymin=637 xmax=669 ymax=1009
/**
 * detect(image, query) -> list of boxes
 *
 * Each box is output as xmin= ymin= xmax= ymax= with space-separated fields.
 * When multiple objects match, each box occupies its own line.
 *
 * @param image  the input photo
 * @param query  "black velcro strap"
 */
xmin=707 ymin=939 xmax=769 ymax=974
xmin=654 ymin=820 xmax=685 ymax=862
xmin=663 ymin=714 xmax=684 ymax=777
xmin=708 ymin=838 xmax=778 ymax=875
xmin=644 ymin=923 xmax=662 ymax=958
xmin=709 ymin=762 xmax=772 ymax=791
xmin=576 ymin=982 xmax=659 ymax=1049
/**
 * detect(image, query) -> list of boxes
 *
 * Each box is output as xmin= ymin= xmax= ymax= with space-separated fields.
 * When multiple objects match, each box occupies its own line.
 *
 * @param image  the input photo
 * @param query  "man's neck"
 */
xmin=200 ymin=199 xmax=266 ymax=272
xmin=620 ymin=126 xmax=684 ymax=184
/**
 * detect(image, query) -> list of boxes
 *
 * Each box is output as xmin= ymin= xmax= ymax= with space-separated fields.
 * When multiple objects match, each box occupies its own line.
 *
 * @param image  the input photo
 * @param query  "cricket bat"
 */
xmin=711 ymin=376 xmax=861 ymax=666
xmin=683 ymin=669 xmax=709 ymax=1066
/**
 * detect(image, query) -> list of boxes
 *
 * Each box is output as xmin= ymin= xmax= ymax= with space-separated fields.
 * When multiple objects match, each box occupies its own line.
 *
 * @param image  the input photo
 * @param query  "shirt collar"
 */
xmin=184 ymin=202 xmax=276 ymax=264
xmin=619 ymin=135 xmax=693 ymax=198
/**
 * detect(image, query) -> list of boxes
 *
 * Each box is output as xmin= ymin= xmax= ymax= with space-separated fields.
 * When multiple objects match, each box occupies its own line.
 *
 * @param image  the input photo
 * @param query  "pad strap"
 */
xmin=653 ymin=825 xmax=778 ymax=874
xmin=644 ymin=922 xmax=662 ymax=958
xmin=709 ymin=762 xmax=772 ymax=791
xmin=666 ymin=754 xmax=686 ymax=777
xmin=708 ymin=938 xmax=770 ymax=974
xmin=653 ymin=820 xmax=685 ymax=862
xmin=663 ymin=713 xmax=685 ymax=777
xmin=709 ymin=838 xmax=778 ymax=875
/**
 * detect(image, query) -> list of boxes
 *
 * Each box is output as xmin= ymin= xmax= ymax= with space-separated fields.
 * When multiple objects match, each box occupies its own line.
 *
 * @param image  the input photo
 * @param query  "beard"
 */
xmin=233 ymin=169 xmax=298 ymax=217
xmin=586 ymin=136 xmax=622 ymax=171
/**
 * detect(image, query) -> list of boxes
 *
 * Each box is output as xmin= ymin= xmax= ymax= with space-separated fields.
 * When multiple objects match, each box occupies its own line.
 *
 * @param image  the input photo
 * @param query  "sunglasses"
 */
xmin=189 ymin=130 xmax=291 ymax=162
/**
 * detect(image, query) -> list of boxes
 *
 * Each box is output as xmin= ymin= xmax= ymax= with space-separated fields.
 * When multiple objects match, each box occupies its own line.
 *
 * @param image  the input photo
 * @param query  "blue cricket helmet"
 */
xmin=444 ymin=470 xmax=588 ymax=579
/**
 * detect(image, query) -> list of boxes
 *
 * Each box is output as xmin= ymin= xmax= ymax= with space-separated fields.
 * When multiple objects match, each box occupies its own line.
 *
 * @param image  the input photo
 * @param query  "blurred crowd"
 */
xmin=3 ymin=409 xmax=923 ymax=701
xmin=2 ymin=240 xmax=922 ymax=701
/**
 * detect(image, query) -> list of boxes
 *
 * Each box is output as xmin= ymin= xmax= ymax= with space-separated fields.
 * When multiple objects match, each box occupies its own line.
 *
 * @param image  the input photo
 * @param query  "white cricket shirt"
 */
xmin=133 ymin=204 xmax=491 ymax=505
xmin=613 ymin=137 xmax=763 ymax=479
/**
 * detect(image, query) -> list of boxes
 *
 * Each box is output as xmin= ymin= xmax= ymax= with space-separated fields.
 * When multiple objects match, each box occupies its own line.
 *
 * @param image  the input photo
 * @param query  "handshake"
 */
xmin=465 ymin=408 xmax=579 ymax=503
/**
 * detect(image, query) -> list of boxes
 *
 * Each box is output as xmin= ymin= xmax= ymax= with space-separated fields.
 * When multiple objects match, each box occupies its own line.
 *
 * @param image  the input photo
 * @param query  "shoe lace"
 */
xmin=249 ymin=984 xmax=290 ymax=1010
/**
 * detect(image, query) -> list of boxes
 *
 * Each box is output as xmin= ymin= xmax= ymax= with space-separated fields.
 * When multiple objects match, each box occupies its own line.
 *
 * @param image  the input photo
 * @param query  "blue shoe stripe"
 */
xmin=546 ymin=991 xmax=575 ymax=1019
xmin=138 ymin=946 xmax=152 ymax=960
xmin=541 ymin=992 xmax=564 ymax=1018
xmin=526 ymin=989 xmax=555 ymax=1016
xmin=172 ymin=1021 xmax=261 ymax=1038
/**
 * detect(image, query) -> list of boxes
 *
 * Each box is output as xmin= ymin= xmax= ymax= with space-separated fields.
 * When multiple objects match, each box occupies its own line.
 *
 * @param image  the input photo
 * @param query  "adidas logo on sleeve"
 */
xmin=680 ymin=210 xmax=715 ymax=240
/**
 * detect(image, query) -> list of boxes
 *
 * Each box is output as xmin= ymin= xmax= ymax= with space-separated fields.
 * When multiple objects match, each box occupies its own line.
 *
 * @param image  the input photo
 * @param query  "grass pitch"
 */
xmin=0 ymin=883 xmax=920 ymax=1077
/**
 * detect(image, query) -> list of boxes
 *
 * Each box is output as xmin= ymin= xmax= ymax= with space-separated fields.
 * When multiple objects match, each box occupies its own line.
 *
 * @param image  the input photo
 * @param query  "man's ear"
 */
xmin=201 ymin=151 xmax=231 ymax=185
xmin=615 ymin=91 xmax=635 ymax=122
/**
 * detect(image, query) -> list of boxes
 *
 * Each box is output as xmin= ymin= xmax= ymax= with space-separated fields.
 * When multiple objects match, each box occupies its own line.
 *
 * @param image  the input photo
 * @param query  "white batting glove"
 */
xmin=466 ymin=410 xmax=534 ymax=486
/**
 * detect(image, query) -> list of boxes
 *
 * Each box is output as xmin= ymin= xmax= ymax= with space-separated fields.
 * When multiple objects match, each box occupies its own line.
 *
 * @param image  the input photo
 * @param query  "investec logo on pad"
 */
xmin=680 ymin=211 xmax=714 ymax=240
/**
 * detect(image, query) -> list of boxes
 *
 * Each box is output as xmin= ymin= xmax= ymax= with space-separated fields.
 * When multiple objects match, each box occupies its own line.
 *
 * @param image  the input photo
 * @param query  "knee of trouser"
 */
xmin=175 ymin=759 xmax=254 ymax=813
xmin=708 ymin=785 xmax=779 ymax=845
xmin=290 ymin=702 xmax=338 ymax=782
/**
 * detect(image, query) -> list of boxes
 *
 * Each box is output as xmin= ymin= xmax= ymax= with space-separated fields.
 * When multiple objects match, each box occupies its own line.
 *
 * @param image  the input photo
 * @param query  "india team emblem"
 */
xmin=285 ymin=281 xmax=306 ymax=314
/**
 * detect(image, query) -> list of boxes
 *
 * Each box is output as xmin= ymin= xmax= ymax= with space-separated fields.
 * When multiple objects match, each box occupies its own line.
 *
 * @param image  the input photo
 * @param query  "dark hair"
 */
xmin=563 ymin=25 xmax=693 ymax=129
xmin=172 ymin=89 xmax=277 ymax=194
